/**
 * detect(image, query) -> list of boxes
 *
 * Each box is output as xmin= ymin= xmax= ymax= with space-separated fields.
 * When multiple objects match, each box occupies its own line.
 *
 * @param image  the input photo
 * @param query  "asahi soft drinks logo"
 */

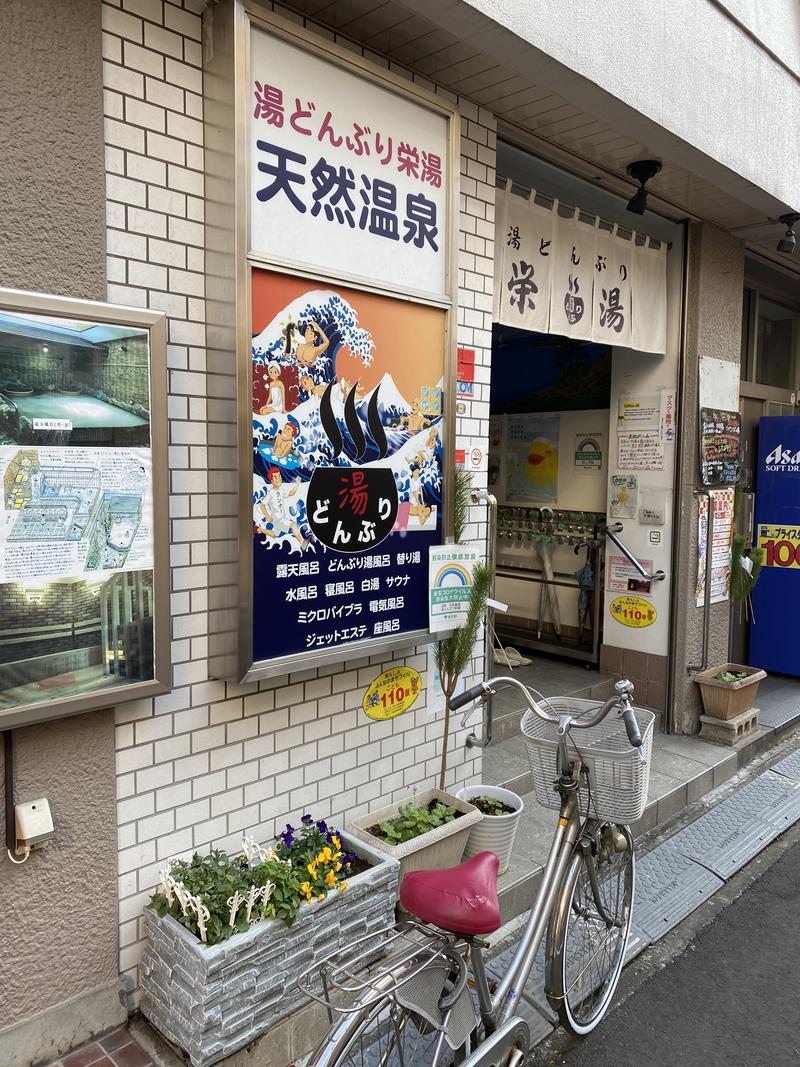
xmin=765 ymin=444 xmax=800 ymax=472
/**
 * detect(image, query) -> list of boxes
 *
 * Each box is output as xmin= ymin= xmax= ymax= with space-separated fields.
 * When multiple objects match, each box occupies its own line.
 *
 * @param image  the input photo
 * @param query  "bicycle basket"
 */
xmin=521 ymin=696 xmax=654 ymax=823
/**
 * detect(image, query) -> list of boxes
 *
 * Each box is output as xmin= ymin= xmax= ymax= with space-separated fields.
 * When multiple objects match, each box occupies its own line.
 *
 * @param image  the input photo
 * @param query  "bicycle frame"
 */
xmin=469 ymin=783 xmax=581 ymax=1036
xmin=460 ymin=677 xmax=635 ymax=1037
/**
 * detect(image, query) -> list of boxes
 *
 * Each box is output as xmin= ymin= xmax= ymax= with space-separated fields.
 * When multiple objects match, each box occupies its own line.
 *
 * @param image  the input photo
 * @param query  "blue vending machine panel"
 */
xmin=749 ymin=416 xmax=800 ymax=675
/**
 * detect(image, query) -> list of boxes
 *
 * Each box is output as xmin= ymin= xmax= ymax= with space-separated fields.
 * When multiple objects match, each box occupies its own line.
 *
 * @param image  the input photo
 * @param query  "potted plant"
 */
xmin=140 ymin=815 xmax=399 ymax=1067
xmin=455 ymin=784 xmax=524 ymax=874
xmin=694 ymin=663 xmax=767 ymax=720
xmin=347 ymin=788 xmax=481 ymax=879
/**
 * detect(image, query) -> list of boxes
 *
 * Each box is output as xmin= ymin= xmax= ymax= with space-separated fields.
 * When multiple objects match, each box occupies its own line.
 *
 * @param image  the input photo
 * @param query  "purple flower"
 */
xmin=281 ymin=831 xmax=293 ymax=849
xmin=301 ymin=814 xmax=314 ymax=826
xmin=316 ymin=820 xmax=329 ymax=834
xmin=285 ymin=823 xmax=296 ymax=834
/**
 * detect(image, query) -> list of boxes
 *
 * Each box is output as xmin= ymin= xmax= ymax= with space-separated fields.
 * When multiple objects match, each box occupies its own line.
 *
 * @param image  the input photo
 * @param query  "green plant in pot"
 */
xmin=435 ymin=469 xmax=495 ymax=791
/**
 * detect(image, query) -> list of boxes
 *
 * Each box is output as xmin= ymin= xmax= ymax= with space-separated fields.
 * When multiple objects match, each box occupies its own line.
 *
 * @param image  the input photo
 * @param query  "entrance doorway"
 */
xmin=490 ymin=325 xmax=611 ymax=670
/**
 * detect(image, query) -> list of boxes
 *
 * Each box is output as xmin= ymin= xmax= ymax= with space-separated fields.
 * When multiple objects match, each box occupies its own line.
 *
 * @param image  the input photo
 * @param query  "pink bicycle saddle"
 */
xmin=399 ymin=851 xmax=501 ymax=935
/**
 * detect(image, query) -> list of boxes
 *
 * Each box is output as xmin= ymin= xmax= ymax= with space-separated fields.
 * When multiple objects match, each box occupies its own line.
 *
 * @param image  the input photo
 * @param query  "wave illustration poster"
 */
xmin=250 ymin=268 xmax=446 ymax=664
xmin=505 ymin=414 xmax=560 ymax=503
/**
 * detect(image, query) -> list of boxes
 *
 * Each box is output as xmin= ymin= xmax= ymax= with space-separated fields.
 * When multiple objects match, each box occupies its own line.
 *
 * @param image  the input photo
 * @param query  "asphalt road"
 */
xmin=534 ymin=827 xmax=800 ymax=1067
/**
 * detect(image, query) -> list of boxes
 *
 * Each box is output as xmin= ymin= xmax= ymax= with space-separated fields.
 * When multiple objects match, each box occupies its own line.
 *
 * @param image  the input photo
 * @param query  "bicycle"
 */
xmin=300 ymin=676 xmax=653 ymax=1067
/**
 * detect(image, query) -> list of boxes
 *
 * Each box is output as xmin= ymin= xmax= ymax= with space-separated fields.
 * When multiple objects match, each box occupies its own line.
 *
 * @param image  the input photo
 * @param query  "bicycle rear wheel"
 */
xmin=309 ymin=995 xmax=455 ymax=1067
xmin=545 ymin=822 xmax=634 ymax=1035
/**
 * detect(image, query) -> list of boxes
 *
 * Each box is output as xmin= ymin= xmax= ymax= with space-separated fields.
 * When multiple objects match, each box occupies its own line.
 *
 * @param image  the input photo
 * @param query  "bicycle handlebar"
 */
xmin=450 ymin=676 xmax=645 ymax=754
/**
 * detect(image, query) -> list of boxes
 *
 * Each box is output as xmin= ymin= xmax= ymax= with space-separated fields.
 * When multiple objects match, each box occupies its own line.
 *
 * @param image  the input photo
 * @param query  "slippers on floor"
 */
xmin=493 ymin=646 xmax=532 ymax=668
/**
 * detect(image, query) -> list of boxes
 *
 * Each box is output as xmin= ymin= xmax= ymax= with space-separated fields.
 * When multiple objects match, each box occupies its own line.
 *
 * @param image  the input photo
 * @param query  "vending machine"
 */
xmin=749 ymin=416 xmax=800 ymax=675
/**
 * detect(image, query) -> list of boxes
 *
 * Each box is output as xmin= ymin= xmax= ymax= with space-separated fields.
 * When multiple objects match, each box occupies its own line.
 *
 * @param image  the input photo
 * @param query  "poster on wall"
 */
xmin=695 ymin=488 xmax=735 ymax=606
xmin=700 ymin=407 xmax=741 ymax=486
xmin=250 ymin=26 xmax=449 ymax=301
xmin=505 ymin=414 xmax=560 ymax=503
xmin=607 ymin=554 xmax=653 ymax=596
xmin=429 ymin=544 xmax=479 ymax=632
xmin=609 ymin=474 xmax=638 ymax=518
xmin=574 ymin=430 xmax=604 ymax=471
xmin=250 ymin=268 xmax=446 ymax=664
xmin=0 ymin=300 xmax=166 ymax=723
xmin=618 ymin=430 xmax=664 ymax=470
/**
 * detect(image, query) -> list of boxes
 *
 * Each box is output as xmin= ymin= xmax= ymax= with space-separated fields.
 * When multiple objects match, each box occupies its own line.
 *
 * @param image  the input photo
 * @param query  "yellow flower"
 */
xmin=332 ymin=835 xmax=341 ymax=850
xmin=307 ymin=862 xmax=317 ymax=877
xmin=318 ymin=847 xmax=332 ymax=863
xmin=338 ymin=881 xmax=348 ymax=893
xmin=317 ymin=893 xmax=325 ymax=901
xmin=325 ymin=870 xmax=337 ymax=888
xmin=300 ymin=881 xmax=313 ymax=902
xmin=334 ymin=862 xmax=342 ymax=872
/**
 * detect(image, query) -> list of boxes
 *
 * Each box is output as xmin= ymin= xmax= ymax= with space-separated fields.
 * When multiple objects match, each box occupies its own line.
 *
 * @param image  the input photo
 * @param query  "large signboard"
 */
xmin=250 ymin=27 xmax=449 ymax=301
xmin=0 ymin=291 xmax=169 ymax=727
xmin=234 ymin=15 xmax=457 ymax=680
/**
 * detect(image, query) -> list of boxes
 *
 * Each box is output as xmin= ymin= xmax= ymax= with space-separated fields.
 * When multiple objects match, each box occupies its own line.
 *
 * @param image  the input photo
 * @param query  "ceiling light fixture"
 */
xmin=777 ymin=213 xmax=800 ymax=255
xmin=625 ymin=160 xmax=662 ymax=215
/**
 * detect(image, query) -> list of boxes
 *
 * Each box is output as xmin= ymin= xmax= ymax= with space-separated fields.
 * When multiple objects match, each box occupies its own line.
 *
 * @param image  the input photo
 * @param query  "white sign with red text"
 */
xmin=250 ymin=28 xmax=449 ymax=299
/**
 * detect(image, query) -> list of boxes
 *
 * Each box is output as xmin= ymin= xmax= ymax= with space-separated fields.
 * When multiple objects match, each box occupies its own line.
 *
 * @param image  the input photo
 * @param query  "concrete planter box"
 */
xmin=695 ymin=663 xmax=767 ymax=719
xmin=347 ymin=787 xmax=481 ymax=880
xmin=456 ymin=784 xmax=524 ymax=874
xmin=140 ymin=831 xmax=399 ymax=1067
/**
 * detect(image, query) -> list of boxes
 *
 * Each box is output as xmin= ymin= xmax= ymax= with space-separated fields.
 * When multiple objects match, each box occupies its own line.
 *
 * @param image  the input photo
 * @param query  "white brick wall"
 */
xmin=102 ymin=0 xmax=496 ymax=996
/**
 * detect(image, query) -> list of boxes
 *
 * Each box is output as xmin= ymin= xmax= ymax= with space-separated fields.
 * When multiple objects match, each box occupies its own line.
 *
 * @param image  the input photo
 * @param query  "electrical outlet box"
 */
xmin=15 ymin=798 xmax=54 ymax=853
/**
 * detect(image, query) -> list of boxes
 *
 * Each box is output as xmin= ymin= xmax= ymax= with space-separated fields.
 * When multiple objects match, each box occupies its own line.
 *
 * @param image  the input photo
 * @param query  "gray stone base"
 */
xmin=699 ymin=707 xmax=760 ymax=747
xmin=140 ymin=832 xmax=399 ymax=1067
xmin=0 ymin=979 xmax=126 ymax=1067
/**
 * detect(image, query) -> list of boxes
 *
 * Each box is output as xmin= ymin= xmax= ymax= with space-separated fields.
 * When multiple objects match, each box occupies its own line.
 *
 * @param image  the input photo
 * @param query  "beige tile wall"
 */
xmin=101 ymin=0 xmax=496 ymax=997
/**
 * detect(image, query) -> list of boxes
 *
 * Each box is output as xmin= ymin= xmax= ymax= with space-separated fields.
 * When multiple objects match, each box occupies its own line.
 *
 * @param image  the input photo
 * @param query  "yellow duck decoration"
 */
xmin=525 ymin=437 xmax=559 ymax=489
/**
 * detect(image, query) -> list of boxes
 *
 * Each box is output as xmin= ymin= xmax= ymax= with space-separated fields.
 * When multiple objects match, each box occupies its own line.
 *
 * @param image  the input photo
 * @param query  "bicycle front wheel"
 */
xmin=545 ymin=822 xmax=635 ymax=1035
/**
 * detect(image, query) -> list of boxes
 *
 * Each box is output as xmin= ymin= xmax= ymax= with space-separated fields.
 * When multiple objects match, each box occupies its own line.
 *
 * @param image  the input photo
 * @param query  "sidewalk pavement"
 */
xmin=43 ymin=710 xmax=800 ymax=1067
xmin=50 ymin=1027 xmax=154 ymax=1067
xmin=483 ymin=726 xmax=800 ymax=1050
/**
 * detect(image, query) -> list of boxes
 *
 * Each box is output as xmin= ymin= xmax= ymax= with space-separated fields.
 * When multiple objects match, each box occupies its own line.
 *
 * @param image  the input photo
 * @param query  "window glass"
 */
xmin=756 ymin=297 xmax=798 ymax=390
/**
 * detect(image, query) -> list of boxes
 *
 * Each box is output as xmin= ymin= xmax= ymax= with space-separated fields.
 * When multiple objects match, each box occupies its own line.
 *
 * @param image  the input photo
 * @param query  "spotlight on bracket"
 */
xmin=777 ymin=213 xmax=800 ymax=255
xmin=625 ymin=160 xmax=662 ymax=215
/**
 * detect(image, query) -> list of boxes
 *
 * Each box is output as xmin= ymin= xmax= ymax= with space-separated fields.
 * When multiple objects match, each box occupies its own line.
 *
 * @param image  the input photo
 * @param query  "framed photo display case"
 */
xmin=0 ymin=288 xmax=170 ymax=728
xmin=205 ymin=2 xmax=460 ymax=682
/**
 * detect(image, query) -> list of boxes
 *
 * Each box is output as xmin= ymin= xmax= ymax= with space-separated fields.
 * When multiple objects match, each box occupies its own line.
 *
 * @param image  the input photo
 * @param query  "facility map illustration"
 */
xmin=0 ymin=446 xmax=153 ymax=580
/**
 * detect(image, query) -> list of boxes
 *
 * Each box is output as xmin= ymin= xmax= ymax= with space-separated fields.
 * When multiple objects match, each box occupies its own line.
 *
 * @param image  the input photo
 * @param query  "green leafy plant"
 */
xmin=472 ymin=794 xmax=514 ymax=816
xmin=729 ymin=482 xmax=765 ymax=620
xmin=434 ymin=469 xmax=495 ymax=790
xmin=374 ymin=801 xmax=458 ymax=844
xmin=148 ymin=814 xmax=357 ymax=946
xmin=714 ymin=669 xmax=750 ymax=683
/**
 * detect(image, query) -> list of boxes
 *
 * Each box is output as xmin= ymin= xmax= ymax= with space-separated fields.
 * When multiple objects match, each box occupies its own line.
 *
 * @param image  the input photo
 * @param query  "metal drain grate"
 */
xmin=669 ymin=801 xmax=776 ymax=879
xmin=633 ymin=841 xmax=723 ymax=941
xmin=770 ymin=747 xmax=800 ymax=783
xmin=757 ymin=705 xmax=800 ymax=730
xmin=721 ymin=769 xmax=799 ymax=820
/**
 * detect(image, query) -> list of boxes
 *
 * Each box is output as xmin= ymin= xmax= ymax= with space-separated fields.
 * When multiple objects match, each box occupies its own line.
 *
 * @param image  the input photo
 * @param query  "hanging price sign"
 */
xmin=757 ymin=523 xmax=800 ymax=569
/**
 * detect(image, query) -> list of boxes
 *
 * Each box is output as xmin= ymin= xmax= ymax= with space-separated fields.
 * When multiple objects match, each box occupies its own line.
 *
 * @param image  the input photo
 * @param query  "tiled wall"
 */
xmin=101 ymin=0 xmax=496 ymax=997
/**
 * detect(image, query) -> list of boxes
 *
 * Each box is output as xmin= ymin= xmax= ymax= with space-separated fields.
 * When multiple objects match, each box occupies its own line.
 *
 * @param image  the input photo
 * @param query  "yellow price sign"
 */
xmin=362 ymin=666 xmax=422 ymax=721
xmin=609 ymin=595 xmax=656 ymax=628
xmin=757 ymin=524 xmax=800 ymax=570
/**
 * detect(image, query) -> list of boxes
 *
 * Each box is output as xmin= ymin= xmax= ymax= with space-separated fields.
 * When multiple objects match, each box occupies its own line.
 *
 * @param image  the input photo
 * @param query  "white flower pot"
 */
xmin=456 ymin=784 xmax=524 ymax=874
